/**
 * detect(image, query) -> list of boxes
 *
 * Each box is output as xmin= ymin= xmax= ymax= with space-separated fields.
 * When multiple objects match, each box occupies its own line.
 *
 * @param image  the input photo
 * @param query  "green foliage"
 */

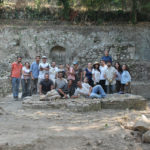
xmin=0 ymin=0 xmax=3 ymax=4
xmin=57 ymin=0 xmax=71 ymax=20
xmin=34 ymin=0 xmax=42 ymax=10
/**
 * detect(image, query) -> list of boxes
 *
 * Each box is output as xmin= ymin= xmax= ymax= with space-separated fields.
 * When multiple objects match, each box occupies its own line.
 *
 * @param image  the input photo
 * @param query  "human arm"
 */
xmin=39 ymin=84 xmax=42 ymax=95
xmin=58 ymin=89 xmax=68 ymax=98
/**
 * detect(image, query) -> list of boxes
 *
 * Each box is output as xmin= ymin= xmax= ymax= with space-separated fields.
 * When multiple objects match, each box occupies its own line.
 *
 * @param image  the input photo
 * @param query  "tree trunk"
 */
xmin=131 ymin=0 xmax=137 ymax=24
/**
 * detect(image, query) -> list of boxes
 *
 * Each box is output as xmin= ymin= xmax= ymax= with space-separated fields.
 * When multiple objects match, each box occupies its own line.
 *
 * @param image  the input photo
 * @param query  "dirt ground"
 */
xmin=0 ymin=94 xmax=150 ymax=150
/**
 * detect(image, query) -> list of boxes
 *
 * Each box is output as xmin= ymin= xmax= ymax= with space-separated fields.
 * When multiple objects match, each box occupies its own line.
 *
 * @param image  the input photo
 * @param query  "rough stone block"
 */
xmin=101 ymin=94 xmax=147 ymax=110
xmin=142 ymin=131 xmax=150 ymax=143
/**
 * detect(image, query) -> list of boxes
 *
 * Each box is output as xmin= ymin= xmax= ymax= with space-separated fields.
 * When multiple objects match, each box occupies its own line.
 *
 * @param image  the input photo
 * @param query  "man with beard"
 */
xmin=11 ymin=56 xmax=23 ymax=100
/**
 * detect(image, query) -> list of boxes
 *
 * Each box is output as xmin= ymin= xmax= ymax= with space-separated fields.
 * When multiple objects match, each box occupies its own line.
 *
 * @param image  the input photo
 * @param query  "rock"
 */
xmin=101 ymin=94 xmax=147 ymax=110
xmin=134 ymin=116 xmax=150 ymax=133
xmin=142 ymin=130 xmax=150 ymax=143
xmin=0 ymin=107 xmax=6 ymax=115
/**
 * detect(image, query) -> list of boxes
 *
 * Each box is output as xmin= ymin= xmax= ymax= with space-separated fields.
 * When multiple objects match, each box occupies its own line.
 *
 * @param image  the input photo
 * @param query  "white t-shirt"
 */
xmin=38 ymin=62 xmax=50 ymax=79
xmin=92 ymin=69 xmax=100 ymax=83
xmin=21 ymin=66 xmax=30 ymax=79
xmin=74 ymin=83 xmax=90 ymax=96
xmin=49 ymin=66 xmax=58 ymax=80
xmin=99 ymin=65 xmax=107 ymax=80
xmin=104 ymin=66 xmax=117 ymax=85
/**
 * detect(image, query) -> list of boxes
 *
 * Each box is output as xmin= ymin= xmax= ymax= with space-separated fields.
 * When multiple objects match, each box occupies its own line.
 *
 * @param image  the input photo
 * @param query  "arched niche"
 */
xmin=50 ymin=46 xmax=66 ymax=64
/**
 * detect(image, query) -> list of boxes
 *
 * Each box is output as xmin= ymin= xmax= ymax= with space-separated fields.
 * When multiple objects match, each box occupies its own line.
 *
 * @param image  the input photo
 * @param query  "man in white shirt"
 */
xmin=49 ymin=62 xmax=58 ymax=83
xmin=99 ymin=59 xmax=107 ymax=92
xmin=73 ymin=80 xmax=106 ymax=98
xmin=38 ymin=56 xmax=50 ymax=91
xmin=104 ymin=60 xmax=117 ymax=94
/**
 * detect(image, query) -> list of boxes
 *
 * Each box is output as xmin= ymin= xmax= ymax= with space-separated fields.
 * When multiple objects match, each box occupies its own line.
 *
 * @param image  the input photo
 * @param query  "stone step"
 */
xmin=22 ymin=94 xmax=148 ymax=112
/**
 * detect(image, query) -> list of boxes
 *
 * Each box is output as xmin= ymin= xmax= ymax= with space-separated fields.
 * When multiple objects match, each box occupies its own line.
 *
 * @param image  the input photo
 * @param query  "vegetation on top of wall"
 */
xmin=0 ymin=0 xmax=149 ymax=24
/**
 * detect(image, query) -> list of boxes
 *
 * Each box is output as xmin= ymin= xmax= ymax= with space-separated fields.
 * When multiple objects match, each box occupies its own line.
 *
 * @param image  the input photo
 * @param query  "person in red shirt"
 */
xmin=11 ymin=56 xmax=22 ymax=100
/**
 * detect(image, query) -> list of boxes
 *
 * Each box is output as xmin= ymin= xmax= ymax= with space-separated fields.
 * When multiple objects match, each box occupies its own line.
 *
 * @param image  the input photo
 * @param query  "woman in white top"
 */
xmin=21 ymin=62 xmax=31 ymax=99
xmin=92 ymin=62 xmax=100 ymax=85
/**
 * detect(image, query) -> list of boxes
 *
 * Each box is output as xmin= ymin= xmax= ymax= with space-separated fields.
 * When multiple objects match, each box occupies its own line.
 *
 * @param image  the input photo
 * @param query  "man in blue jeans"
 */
xmin=11 ymin=56 xmax=23 ymax=100
xmin=73 ymin=80 xmax=106 ymax=99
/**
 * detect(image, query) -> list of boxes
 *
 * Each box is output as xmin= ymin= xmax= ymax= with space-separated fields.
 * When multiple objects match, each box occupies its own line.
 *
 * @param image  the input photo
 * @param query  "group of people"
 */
xmin=10 ymin=50 xmax=131 ymax=100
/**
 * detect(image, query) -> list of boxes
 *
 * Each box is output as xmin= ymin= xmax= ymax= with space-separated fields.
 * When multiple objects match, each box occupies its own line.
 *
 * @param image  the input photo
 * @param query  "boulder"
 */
xmin=142 ymin=130 xmax=150 ymax=143
xmin=134 ymin=115 xmax=150 ymax=133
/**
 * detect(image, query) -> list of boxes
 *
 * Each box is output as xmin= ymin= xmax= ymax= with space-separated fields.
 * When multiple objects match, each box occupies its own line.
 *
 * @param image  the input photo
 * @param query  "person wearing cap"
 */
xmin=38 ymin=56 xmax=50 ymax=90
xmin=84 ymin=62 xmax=94 ymax=87
xmin=101 ymin=50 xmax=112 ymax=64
xmin=104 ymin=60 xmax=117 ymax=94
xmin=99 ymin=59 xmax=107 ymax=92
xmin=92 ymin=62 xmax=100 ymax=85
xmin=73 ymin=61 xmax=83 ymax=88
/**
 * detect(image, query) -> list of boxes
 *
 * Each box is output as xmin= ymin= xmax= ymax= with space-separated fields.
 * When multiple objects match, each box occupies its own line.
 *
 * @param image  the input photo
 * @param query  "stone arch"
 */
xmin=50 ymin=45 xmax=66 ymax=64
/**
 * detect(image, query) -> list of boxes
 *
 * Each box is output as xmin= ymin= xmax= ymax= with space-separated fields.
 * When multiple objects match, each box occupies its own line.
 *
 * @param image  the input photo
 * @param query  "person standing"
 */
xmin=92 ymin=62 xmax=100 ymax=85
xmin=104 ymin=60 xmax=117 ymax=94
xmin=21 ymin=62 xmax=31 ymax=99
xmin=38 ymin=56 xmax=50 ymax=87
xmin=101 ymin=50 xmax=112 ymax=64
xmin=84 ymin=63 xmax=94 ymax=87
xmin=49 ymin=62 xmax=58 ymax=83
xmin=120 ymin=64 xmax=131 ymax=94
xmin=65 ymin=64 xmax=75 ymax=81
xmin=114 ymin=62 xmax=122 ymax=92
xmin=30 ymin=56 xmax=40 ymax=95
xmin=11 ymin=56 xmax=22 ymax=100
xmin=73 ymin=61 xmax=83 ymax=88
xmin=99 ymin=59 xmax=107 ymax=92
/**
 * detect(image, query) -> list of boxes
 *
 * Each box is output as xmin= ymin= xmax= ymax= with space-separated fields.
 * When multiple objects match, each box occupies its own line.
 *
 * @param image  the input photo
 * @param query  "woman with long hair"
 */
xmin=84 ymin=62 xmax=94 ymax=87
xmin=92 ymin=62 xmax=100 ymax=85
xmin=115 ymin=62 xmax=122 ymax=92
xmin=21 ymin=62 xmax=31 ymax=99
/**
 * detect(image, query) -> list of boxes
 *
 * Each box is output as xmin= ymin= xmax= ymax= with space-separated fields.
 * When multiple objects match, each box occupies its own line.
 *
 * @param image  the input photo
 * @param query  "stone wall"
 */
xmin=0 ymin=24 xmax=150 ymax=97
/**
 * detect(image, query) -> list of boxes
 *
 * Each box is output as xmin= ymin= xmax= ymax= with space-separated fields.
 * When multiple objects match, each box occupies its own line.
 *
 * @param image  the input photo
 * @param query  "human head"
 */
xmin=104 ymin=50 xmax=109 ymax=56
xmin=59 ymin=64 xmax=64 ymax=69
xmin=58 ymin=71 xmax=63 ymax=78
xmin=17 ymin=56 xmax=22 ymax=63
xmin=87 ymin=63 xmax=92 ymax=69
xmin=65 ymin=64 xmax=70 ymax=69
xmin=36 ymin=56 xmax=40 ymax=63
xmin=24 ymin=62 xmax=30 ymax=69
xmin=44 ymin=73 xmax=49 ymax=80
xmin=122 ymin=64 xmax=129 ymax=71
xmin=93 ymin=62 xmax=100 ymax=69
xmin=42 ymin=56 xmax=47 ymax=63
xmin=100 ymin=60 xmax=105 ymax=66
xmin=77 ymin=80 xmax=82 ymax=88
xmin=68 ymin=79 xmax=73 ymax=86
xmin=84 ymin=77 xmax=88 ymax=83
xmin=107 ymin=61 xmax=112 ymax=67
xmin=115 ymin=62 xmax=122 ymax=72
xmin=51 ymin=62 xmax=56 ymax=68
xmin=73 ymin=61 xmax=78 ymax=68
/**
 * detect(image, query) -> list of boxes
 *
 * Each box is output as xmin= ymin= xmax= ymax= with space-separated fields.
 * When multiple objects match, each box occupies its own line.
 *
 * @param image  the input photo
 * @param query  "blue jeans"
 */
xmin=21 ymin=79 xmax=31 ymax=98
xmin=12 ymin=77 xmax=20 ymax=98
xmin=90 ymin=85 xmax=106 ymax=98
xmin=106 ymin=85 xmax=116 ymax=94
